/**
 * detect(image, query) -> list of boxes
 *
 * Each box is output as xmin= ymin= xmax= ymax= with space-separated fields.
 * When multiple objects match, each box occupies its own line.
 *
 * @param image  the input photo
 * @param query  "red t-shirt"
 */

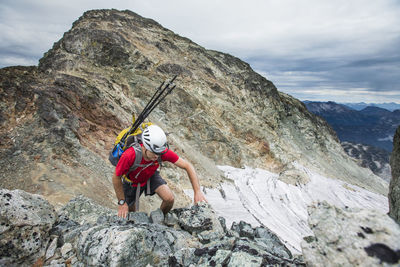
xmin=115 ymin=144 xmax=179 ymax=187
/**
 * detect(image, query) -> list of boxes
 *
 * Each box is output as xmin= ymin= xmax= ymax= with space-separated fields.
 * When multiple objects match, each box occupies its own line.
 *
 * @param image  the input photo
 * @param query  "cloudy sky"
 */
xmin=1 ymin=0 xmax=400 ymax=103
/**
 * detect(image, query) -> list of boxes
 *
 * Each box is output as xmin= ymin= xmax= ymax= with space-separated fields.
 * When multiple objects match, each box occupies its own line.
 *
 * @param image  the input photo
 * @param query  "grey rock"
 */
xmin=51 ymin=217 xmax=91 ymax=247
xmin=179 ymin=206 xmax=213 ymax=233
xmin=76 ymin=223 xmax=196 ymax=266
xmin=230 ymin=221 xmax=240 ymax=234
xmin=301 ymin=201 xmax=400 ymax=266
xmin=218 ymin=216 xmax=228 ymax=233
xmin=197 ymin=229 xmax=224 ymax=244
xmin=45 ymin=236 xmax=58 ymax=260
xmin=46 ymin=259 xmax=65 ymax=267
xmin=203 ymin=249 xmax=231 ymax=266
xmin=226 ymin=229 xmax=240 ymax=238
xmin=170 ymin=247 xmax=198 ymax=266
xmin=389 ymin=126 xmax=400 ymax=224
xmin=172 ymin=246 xmax=227 ymax=266
xmin=187 ymin=236 xmax=299 ymax=266
xmin=232 ymin=238 xmax=296 ymax=266
xmin=228 ymin=251 xmax=263 ymax=266
xmin=0 ymin=189 xmax=57 ymax=267
xmin=254 ymin=226 xmax=293 ymax=259
xmin=127 ymin=211 xmax=150 ymax=224
xmin=164 ymin=211 xmax=180 ymax=228
xmin=58 ymin=195 xmax=114 ymax=225
xmin=178 ymin=203 xmax=224 ymax=237
xmin=60 ymin=242 xmax=73 ymax=259
xmin=150 ymin=208 xmax=164 ymax=224
xmin=238 ymin=220 xmax=255 ymax=239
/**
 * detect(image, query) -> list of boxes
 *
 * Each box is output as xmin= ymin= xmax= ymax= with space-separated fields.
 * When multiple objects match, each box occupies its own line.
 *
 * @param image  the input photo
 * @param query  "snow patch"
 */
xmin=378 ymin=135 xmax=393 ymax=142
xmin=185 ymin=164 xmax=388 ymax=254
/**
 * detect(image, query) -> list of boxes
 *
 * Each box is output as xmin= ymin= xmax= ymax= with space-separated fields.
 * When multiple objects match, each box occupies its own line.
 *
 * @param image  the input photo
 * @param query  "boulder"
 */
xmin=76 ymin=222 xmax=196 ymax=266
xmin=177 ymin=202 xmax=226 ymax=243
xmin=0 ymin=189 xmax=57 ymax=266
xmin=301 ymin=201 xmax=400 ymax=266
xmin=254 ymin=226 xmax=293 ymax=259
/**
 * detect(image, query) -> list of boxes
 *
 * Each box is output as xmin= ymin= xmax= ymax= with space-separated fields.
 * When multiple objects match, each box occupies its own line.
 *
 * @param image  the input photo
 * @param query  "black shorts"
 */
xmin=122 ymin=171 xmax=167 ymax=207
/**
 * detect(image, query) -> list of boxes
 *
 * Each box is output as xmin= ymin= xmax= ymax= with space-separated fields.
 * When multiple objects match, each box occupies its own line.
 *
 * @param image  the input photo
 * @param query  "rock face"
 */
xmin=301 ymin=201 xmax=400 ymax=266
xmin=0 ymin=189 xmax=302 ymax=267
xmin=389 ymin=126 xmax=400 ymax=223
xmin=0 ymin=9 xmax=387 ymax=213
xmin=0 ymin=189 xmax=57 ymax=266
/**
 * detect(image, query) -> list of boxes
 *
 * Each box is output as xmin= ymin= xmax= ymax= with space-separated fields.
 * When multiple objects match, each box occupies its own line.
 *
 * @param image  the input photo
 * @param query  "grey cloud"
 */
xmin=344 ymin=56 xmax=400 ymax=68
xmin=0 ymin=0 xmax=399 ymax=102
xmin=247 ymin=51 xmax=400 ymax=94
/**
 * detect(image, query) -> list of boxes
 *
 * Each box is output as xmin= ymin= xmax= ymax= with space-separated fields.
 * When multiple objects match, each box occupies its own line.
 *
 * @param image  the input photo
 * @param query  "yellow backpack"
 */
xmin=109 ymin=75 xmax=178 ymax=167
xmin=114 ymin=120 xmax=153 ymax=150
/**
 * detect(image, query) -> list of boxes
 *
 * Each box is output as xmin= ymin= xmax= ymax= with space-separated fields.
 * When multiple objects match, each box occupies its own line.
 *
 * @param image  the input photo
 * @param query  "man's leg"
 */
xmin=128 ymin=205 xmax=136 ymax=212
xmin=155 ymin=184 xmax=174 ymax=215
xmin=122 ymin=180 xmax=139 ymax=213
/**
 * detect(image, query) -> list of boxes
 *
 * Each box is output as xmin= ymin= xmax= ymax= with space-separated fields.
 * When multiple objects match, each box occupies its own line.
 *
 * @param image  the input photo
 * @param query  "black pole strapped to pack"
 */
xmin=120 ymin=75 xmax=178 ymax=143
xmin=141 ymin=82 xmax=176 ymax=120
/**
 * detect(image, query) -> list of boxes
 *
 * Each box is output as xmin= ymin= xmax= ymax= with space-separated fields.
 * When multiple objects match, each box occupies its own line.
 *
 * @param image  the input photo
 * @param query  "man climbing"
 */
xmin=112 ymin=124 xmax=207 ymax=218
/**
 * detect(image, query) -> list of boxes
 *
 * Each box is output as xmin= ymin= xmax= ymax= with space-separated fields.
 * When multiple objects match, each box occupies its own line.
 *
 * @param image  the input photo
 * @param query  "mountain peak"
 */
xmin=305 ymin=101 xmax=353 ymax=113
xmin=360 ymin=106 xmax=392 ymax=117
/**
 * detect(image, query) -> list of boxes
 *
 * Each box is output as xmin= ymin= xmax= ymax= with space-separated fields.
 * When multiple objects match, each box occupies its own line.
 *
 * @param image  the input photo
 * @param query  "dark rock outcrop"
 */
xmin=389 ymin=126 xmax=400 ymax=223
xmin=0 ymin=189 xmax=302 ymax=267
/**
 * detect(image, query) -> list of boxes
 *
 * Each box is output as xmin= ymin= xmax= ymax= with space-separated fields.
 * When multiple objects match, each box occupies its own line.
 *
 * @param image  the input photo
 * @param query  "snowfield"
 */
xmin=185 ymin=163 xmax=389 ymax=254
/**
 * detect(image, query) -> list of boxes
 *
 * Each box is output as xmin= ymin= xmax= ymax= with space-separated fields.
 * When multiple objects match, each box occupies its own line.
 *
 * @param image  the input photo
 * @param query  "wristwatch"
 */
xmin=118 ymin=199 xmax=125 ymax=205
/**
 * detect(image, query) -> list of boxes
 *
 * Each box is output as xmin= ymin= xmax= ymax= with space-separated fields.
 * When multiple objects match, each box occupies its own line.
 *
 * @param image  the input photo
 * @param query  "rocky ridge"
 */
xmin=0 ymin=9 xmax=388 ymax=213
xmin=2 ymin=188 xmax=400 ymax=266
xmin=0 ymin=189 xmax=302 ymax=267
xmin=389 ymin=126 xmax=400 ymax=224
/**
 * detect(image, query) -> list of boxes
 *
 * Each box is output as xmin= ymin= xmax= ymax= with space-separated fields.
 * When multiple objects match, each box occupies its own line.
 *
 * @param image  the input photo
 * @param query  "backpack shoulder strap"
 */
xmin=130 ymin=143 xmax=143 ymax=171
xmin=124 ymin=143 xmax=143 ymax=178
xmin=157 ymin=157 xmax=163 ymax=170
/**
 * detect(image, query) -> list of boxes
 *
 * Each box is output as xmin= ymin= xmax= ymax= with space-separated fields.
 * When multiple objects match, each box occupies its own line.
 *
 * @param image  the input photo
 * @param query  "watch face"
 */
xmin=118 ymin=199 xmax=125 ymax=205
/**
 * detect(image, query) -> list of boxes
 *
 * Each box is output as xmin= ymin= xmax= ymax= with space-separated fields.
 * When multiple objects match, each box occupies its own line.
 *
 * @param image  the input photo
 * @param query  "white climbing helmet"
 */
xmin=142 ymin=125 xmax=169 ymax=154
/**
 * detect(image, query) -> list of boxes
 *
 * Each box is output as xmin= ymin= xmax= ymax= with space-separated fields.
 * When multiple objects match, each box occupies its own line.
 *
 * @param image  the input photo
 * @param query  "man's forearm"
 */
xmin=186 ymin=163 xmax=201 ymax=193
xmin=112 ymin=173 xmax=125 ymax=201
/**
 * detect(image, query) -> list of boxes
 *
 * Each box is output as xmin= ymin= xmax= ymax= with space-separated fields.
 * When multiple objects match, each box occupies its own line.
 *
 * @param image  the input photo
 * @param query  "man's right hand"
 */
xmin=118 ymin=203 xmax=129 ymax=218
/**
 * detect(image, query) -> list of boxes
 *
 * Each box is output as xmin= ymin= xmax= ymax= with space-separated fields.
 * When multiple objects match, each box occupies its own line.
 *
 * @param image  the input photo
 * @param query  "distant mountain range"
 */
xmin=339 ymin=102 xmax=400 ymax=111
xmin=304 ymin=101 xmax=399 ymax=180
xmin=304 ymin=101 xmax=400 ymax=152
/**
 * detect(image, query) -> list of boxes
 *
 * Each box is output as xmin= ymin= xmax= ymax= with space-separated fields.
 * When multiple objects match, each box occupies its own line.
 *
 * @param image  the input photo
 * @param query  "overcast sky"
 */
xmin=1 ymin=0 xmax=400 ymax=103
